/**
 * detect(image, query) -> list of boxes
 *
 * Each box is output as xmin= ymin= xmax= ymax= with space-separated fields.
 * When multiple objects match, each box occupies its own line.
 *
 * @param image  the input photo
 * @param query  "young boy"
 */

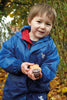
xmin=0 ymin=3 xmax=60 ymax=100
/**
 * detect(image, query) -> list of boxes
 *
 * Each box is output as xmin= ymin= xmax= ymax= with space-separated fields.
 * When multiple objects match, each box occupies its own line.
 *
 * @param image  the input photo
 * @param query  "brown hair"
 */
xmin=28 ymin=3 xmax=56 ymax=25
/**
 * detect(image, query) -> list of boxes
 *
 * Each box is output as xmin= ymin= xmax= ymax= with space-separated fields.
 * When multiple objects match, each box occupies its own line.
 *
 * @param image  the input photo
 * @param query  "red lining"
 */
xmin=22 ymin=29 xmax=33 ymax=49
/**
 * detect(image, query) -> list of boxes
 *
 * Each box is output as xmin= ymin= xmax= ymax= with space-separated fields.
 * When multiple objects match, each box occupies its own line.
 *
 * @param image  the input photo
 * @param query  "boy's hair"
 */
xmin=28 ymin=3 xmax=56 ymax=25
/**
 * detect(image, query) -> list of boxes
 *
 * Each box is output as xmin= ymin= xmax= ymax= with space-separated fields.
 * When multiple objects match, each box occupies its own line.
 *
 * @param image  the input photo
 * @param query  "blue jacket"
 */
xmin=0 ymin=26 xmax=60 ymax=100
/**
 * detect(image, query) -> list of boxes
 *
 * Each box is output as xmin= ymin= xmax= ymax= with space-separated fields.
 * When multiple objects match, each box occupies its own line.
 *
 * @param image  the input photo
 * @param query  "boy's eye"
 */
xmin=37 ymin=21 xmax=41 ymax=23
xmin=46 ymin=23 xmax=51 ymax=26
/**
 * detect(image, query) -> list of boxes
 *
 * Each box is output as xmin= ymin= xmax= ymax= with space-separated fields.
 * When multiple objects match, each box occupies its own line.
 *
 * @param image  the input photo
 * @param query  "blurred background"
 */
xmin=0 ymin=0 xmax=67 ymax=100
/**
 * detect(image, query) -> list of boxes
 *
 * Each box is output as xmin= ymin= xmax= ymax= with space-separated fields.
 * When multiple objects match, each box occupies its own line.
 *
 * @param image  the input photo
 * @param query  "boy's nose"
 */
xmin=40 ymin=23 xmax=45 ymax=29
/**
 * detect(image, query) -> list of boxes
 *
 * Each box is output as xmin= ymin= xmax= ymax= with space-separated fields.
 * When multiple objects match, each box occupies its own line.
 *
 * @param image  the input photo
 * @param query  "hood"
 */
xmin=15 ymin=26 xmax=31 ymax=39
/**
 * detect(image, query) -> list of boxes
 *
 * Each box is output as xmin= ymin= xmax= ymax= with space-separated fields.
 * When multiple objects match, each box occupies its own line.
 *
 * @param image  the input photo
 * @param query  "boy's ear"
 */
xmin=27 ymin=17 xmax=31 ymax=26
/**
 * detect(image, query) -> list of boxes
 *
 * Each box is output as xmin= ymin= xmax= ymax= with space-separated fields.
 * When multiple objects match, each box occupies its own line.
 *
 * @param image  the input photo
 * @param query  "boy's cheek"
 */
xmin=46 ymin=31 xmax=50 ymax=35
xmin=45 ymin=32 xmax=49 ymax=35
xmin=47 ymin=27 xmax=52 ymax=31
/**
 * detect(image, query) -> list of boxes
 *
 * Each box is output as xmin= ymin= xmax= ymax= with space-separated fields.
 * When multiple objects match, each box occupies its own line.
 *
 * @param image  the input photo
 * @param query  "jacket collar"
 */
xmin=15 ymin=26 xmax=31 ymax=39
xmin=22 ymin=29 xmax=32 ymax=44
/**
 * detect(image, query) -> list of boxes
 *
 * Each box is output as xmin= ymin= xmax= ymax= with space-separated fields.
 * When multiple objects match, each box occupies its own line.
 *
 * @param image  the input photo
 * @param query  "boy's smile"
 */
xmin=28 ymin=13 xmax=52 ymax=41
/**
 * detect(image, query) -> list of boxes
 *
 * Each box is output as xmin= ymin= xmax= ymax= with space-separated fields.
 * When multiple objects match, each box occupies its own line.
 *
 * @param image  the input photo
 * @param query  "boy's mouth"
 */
xmin=38 ymin=30 xmax=45 ymax=34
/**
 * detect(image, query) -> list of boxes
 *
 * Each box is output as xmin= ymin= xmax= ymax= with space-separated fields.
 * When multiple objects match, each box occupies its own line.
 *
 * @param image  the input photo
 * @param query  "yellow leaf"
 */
xmin=0 ymin=0 xmax=1 ymax=3
xmin=0 ymin=96 xmax=2 ymax=98
xmin=62 ymin=87 xmax=67 ymax=93
xmin=9 ymin=13 xmax=14 ymax=18
xmin=2 ymin=84 xmax=4 ymax=88
xmin=5 ymin=74 xmax=8 ymax=78
xmin=11 ymin=0 xmax=13 ymax=2
xmin=5 ymin=2 xmax=11 ymax=7
xmin=48 ymin=93 xmax=51 ymax=97
xmin=50 ymin=97 xmax=56 ymax=100
xmin=57 ymin=89 xmax=61 ymax=93
xmin=60 ymin=35 xmax=63 ymax=40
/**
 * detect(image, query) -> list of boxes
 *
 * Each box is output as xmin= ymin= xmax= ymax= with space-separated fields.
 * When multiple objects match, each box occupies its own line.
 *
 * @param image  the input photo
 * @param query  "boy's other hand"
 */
xmin=28 ymin=69 xmax=42 ymax=80
xmin=21 ymin=62 xmax=34 ymax=75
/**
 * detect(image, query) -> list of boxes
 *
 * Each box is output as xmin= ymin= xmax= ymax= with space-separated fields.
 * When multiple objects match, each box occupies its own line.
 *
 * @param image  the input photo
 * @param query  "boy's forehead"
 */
xmin=37 ymin=12 xmax=48 ymax=18
xmin=37 ymin=12 xmax=53 ymax=22
xmin=34 ymin=13 xmax=53 ymax=24
xmin=36 ymin=13 xmax=51 ymax=19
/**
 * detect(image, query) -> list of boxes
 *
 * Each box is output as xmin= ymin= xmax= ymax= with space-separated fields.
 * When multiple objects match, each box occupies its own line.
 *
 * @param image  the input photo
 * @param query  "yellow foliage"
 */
xmin=50 ymin=97 xmax=56 ymax=100
xmin=60 ymin=35 xmax=63 ymax=40
xmin=5 ymin=2 xmax=11 ymax=7
xmin=48 ymin=93 xmax=52 ymax=97
xmin=0 ymin=0 xmax=1 ymax=3
xmin=5 ymin=74 xmax=8 ymax=78
xmin=57 ymin=89 xmax=61 ymax=93
xmin=11 ymin=0 xmax=13 ymax=2
xmin=62 ymin=87 xmax=67 ymax=93
xmin=9 ymin=13 xmax=14 ymax=18
xmin=1 ymin=84 xmax=4 ymax=88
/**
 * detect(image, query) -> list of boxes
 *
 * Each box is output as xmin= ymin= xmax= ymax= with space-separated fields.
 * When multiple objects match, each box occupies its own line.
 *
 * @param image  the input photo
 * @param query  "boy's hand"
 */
xmin=28 ymin=64 xmax=42 ymax=80
xmin=21 ymin=62 xmax=34 ymax=75
xmin=28 ymin=69 xmax=42 ymax=80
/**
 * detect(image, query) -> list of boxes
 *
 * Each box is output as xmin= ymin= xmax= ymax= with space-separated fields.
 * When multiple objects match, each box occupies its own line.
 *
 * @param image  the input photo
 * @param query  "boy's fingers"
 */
xmin=39 ymin=72 xmax=42 ymax=78
xmin=28 ymin=69 xmax=37 ymax=80
xmin=25 ymin=62 xmax=34 ymax=66
xmin=27 ymin=63 xmax=34 ymax=67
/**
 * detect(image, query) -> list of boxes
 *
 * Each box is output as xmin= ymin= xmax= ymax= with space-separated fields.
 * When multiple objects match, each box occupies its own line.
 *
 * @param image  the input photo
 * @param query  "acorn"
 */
xmin=30 ymin=64 xmax=41 ymax=78
xmin=32 ymin=69 xmax=40 ymax=78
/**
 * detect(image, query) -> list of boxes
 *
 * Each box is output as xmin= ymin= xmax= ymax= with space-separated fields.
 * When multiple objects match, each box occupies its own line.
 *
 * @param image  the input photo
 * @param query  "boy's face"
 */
xmin=28 ymin=13 xmax=52 ymax=41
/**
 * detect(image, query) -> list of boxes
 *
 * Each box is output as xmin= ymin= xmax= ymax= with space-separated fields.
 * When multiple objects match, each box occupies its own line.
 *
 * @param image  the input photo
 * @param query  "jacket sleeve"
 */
xmin=0 ymin=35 xmax=22 ymax=75
xmin=40 ymin=40 xmax=60 ymax=82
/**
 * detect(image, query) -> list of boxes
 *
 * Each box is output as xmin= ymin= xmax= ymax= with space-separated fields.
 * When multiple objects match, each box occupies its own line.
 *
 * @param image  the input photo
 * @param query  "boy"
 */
xmin=0 ymin=3 xmax=60 ymax=100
